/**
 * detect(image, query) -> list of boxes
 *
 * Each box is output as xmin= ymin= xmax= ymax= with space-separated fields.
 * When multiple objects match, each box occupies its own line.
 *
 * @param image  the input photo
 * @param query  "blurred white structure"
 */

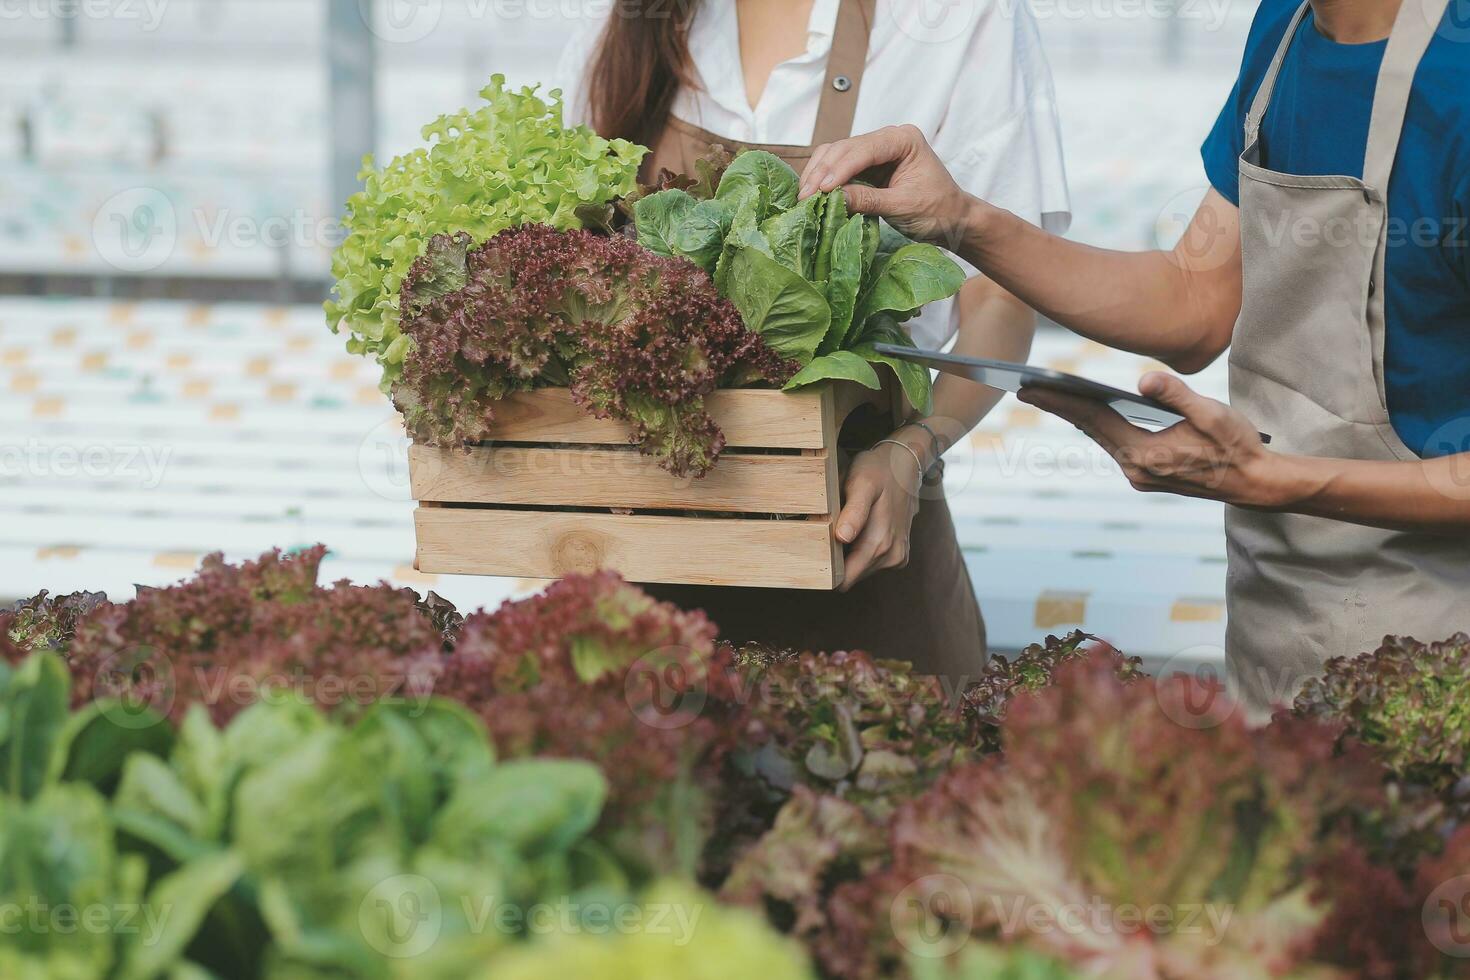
xmin=0 ymin=296 xmax=1229 ymax=662
xmin=0 ymin=0 xmax=1259 ymax=663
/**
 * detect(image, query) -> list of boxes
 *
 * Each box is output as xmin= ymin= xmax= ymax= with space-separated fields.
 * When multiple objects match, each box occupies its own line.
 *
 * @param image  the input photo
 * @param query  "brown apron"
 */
xmin=641 ymin=0 xmax=988 ymax=682
xmin=1226 ymin=0 xmax=1468 ymax=717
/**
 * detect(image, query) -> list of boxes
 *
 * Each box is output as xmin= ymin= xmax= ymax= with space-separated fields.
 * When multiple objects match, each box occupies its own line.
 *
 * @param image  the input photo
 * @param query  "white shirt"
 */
xmin=556 ymin=0 xmax=1071 ymax=349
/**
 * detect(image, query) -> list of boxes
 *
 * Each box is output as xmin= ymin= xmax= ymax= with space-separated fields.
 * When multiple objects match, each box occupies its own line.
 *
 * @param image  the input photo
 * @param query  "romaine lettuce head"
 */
xmin=326 ymin=76 xmax=645 ymax=389
xmin=0 ymin=784 xmax=147 ymax=980
xmin=635 ymin=148 xmax=966 ymax=408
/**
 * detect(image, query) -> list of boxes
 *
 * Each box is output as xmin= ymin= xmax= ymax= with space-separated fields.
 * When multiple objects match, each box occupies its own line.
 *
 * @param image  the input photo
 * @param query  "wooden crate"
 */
xmin=410 ymin=383 xmax=893 ymax=589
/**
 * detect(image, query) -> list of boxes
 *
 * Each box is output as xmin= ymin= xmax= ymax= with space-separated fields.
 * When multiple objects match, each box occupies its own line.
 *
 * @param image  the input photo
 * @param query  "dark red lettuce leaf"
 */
xmin=396 ymin=225 xmax=794 ymax=476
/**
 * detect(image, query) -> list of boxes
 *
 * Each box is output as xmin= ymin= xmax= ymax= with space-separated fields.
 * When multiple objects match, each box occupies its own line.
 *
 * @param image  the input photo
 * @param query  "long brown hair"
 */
xmin=585 ymin=1 xmax=702 ymax=147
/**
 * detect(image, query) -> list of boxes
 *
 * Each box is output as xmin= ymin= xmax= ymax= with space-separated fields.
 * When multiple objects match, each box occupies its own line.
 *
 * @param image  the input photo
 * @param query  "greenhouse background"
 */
xmin=0 ymin=0 xmax=1259 ymax=669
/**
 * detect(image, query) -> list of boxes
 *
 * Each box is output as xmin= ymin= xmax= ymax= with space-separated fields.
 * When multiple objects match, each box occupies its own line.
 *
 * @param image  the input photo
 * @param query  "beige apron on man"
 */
xmin=1227 ymin=0 xmax=1468 ymax=716
xmin=642 ymin=0 xmax=988 ymax=681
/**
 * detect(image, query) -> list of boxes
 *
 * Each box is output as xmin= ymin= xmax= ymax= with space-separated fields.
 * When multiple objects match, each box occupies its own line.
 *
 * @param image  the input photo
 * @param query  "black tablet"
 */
xmin=871 ymin=343 xmax=1270 ymax=443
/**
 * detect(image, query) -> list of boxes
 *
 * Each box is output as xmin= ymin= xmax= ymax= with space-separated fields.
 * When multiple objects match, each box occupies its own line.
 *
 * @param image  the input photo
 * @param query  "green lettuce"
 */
xmin=0 ymin=784 xmax=148 ymax=980
xmin=722 ymin=247 xmax=831 ymax=365
xmin=325 ymin=75 xmax=645 ymax=390
xmin=481 ymin=881 xmax=814 ymax=980
xmin=633 ymin=150 xmax=966 ymax=412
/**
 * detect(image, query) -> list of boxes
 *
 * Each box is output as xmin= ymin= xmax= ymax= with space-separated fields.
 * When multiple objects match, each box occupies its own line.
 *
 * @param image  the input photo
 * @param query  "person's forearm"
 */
xmin=1266 ymin=453 xmax=1470 ymax=532
xmin=889 ymin=278 xmax=1035 ymax=467
xmin=954 ymin=195 xmax=1240 ymax=373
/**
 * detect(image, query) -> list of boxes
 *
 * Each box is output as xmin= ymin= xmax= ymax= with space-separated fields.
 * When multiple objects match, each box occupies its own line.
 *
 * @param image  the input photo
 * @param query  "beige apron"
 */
xmin=1227 ymin=0 xmax=1467 ymax=716
xmin=642 ymin=0 xmax=988 ymax=682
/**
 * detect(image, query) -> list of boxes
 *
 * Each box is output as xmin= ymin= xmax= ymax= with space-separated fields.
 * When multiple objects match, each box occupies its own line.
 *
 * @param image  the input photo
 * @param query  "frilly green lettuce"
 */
xmin=325 ymin=75 xmax=645 ymax=390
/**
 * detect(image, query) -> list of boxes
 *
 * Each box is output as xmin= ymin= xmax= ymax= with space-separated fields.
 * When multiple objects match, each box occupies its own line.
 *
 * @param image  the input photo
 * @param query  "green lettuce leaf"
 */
xmin=812 ymin=190 xmax=848 ymax=283
xmin=1 ymin=651 xmax=69 ymax=800
xmin=49 ymin=697 xmax=173 ymax=796
xmin=854 ymin=316 xmax=935 ymax=414
xmin=820 ymin=214 xmax=866 ymax=355
xmin=432 ymin=759 xmax=606 ymax=861
xmin=480 ymin=881 xmax=814 ymax=980
xmin=673 ymin=199 xmax=736 ymax=273
xmin=760 ymin=194 xmax=823 ymax=278
xmin=635 ymin=191 xmax=735 ymax=275
xmin=782 ymin=350 xmax=882 ymax=392
xmin=853 ymin=242 xmax=967 ymax=330
xmin=0 ymin=784 xmax=147 ymax=979
xmin=723 ymin=246 xmax=831 ymax=365
xmin=119 ymin=851 xmax=246 ymax=980
xmin=861 ymin=216 xmax=882 ymax=278
xmin=875 ymin=220 xmax=911 ymax=267
xmin=632 ymin=189 xmax=696 ymax=258
xmin=716 ymin=150 xmax=800 ymax=221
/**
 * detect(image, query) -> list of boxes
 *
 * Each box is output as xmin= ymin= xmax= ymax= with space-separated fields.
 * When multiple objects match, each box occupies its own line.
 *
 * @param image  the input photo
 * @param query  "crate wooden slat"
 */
xmin=486 ymin=387 xmax=830 ymax=449
xmin=414 ymin=508 xmax=840 ymax=589
xmin=410 ymin=383 xmax=893 ymax=590
xmin=410 ymin=444 xmax=831 ymax=514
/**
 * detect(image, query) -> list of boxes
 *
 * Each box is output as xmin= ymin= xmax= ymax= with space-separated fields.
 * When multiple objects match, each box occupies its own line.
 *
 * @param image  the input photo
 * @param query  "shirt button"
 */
xmin=1368 ymin=279 xmax=1377 ymax=297
xmin=832 ymin=75 xmax=853 ymax=93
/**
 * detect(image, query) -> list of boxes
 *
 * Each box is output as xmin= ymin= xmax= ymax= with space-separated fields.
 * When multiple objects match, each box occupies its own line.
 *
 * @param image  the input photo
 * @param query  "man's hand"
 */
xmin=1017 ymin=372 xmax=1299 ymax=509
xmin=799 ymin=126 xmax=975 ymax=247
xmin=835 ymin=443 xmax=924 ymax=591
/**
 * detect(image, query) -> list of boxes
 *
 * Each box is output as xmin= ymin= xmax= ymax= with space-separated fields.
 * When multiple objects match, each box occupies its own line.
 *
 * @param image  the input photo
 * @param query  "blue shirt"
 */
xmin=1201 ymin=0 xmax=1470 ymax=458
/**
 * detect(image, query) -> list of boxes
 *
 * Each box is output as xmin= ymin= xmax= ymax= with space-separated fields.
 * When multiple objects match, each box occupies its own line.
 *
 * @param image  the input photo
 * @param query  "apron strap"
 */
xmin=1243 ymin=1 xmax=1312 ymax=149
xmin=812 ymin=0 xmax=877 ymax=146
xmin=1362 ymin=0 xmax=1449 ymax=192
xmin=1364 ymin=0 xmax=1449 ymax=386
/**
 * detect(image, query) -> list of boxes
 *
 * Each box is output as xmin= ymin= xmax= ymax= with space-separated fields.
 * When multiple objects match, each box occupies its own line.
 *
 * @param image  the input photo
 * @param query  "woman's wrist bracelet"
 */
xmin=873 ymin=439 xmax=925 ymax=485
xmin=903 ymin=418 xmax=945 ymax=466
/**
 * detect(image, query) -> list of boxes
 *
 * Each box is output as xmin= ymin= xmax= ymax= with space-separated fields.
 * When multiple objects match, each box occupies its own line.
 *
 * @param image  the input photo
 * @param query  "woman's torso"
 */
xmin=555 ymin=0 xmax=1072 ymax=350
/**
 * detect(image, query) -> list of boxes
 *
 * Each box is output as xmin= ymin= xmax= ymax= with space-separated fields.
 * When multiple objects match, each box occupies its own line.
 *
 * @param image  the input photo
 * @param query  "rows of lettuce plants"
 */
xmin=2 ymin=546 xmax=1467 ymax=978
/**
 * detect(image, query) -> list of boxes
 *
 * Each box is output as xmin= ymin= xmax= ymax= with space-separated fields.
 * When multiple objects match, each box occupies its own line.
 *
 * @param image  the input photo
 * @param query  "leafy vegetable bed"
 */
xmin=3 ymin=549 xmax=1468 ymax=979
